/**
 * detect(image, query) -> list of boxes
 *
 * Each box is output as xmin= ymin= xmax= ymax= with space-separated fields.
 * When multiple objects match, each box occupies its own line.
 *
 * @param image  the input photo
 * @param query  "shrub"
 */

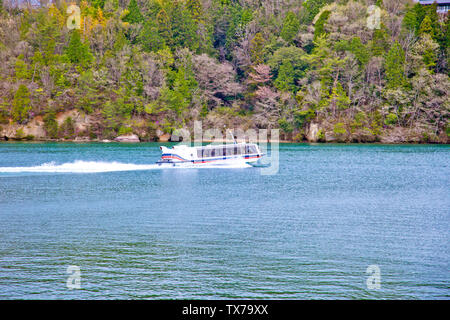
xmin=59 ymin=117 xmax=75 ymax=139
xmin=118 ymin=126 xmax=133 ymax=135
xmin=15 ymin=128 xmax=25 ymax=139
xmin=384 ymin=113 xmax=398 ymax=126
xmin=43 ymin=108 xmax=58 ymax=139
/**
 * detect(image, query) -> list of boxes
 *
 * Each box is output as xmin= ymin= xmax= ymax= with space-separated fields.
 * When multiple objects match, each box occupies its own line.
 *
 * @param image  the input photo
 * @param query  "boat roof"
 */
xmin=194 ymin=142 xmax=257 ymax=150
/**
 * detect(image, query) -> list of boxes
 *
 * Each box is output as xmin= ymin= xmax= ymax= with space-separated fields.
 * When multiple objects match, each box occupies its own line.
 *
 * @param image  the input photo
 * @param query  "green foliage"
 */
xmin=336 ymin=37 xmax=370 ymax=67
xmin=15 ymin=55 xmax=30 ymax=80
xmin=402 ymin=5 xmax=417 ymax=34
xmin=0 ymin=0 xmax=448 ymax=143
xmin=384 ymin=113 xmax=398 ymax=126
xmin=333 ymin=122 xmax=349 ymax=142
xmin=159 ymin=66 xmax=198 ymax=118
xmin=268 ymin=46 xmax=306 ymax=81
xmin=314 ymin=10 xmax=331 ymax=41
xmin=301 ymin=0 xmax=333 ymax=25
xmin=250 ymin=32 xmax=265 ymax=65
xmin=186 ymin=0 xmax=203 ymax=22
xmin=43 ymin=108 xmax=58 ymax=139
xmin=15 ymin=128 xmax=25 ymax=139
xmin=12 ymin=85 xmax=31 ymax=124
xmin=385 ymin=42 xmax=406 ymax=89
xmin=328 ymin=83 xmax=350 ymax=110
xmin=294 ymin=109 xmax=315 ymax=128
xmin=280 ymin=12 xmax=300 ymax=43
xmin=371 ymin=24 xmax=390 ymax=56
xmin=274 ymin=61 xmax=295 ymax=92
xmin=123 ymin=0 xmax=143 ymax=24
xmin=419 ymin=15 xmax=434 ymax=37
xmin=278 ymin=118 xmax=293 ymax=133
xmin=59 ymin=117 xmax=75 ymax=139
xmin=138 ymin=19 xmax=166 ymax=52
xmin=66 ymin=30 xmax=93 ymax=67
xmin=118 ymin=126 xmax=133 ymax=135
xmin=317 ymin=129 xmax=325 ymax=142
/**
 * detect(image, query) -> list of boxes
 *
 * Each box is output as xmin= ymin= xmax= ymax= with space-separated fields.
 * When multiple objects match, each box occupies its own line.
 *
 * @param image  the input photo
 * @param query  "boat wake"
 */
xmin=0 ymin=160 xmax=251 ymax=174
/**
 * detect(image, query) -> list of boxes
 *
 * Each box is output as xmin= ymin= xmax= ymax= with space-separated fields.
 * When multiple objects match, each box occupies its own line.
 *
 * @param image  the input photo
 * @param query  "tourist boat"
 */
xmin=156 ymin=142 xmax=264 ymax=166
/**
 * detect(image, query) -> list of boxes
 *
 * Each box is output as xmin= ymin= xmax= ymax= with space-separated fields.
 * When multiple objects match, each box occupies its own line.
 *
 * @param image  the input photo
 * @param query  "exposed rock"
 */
xmin=74 ymin=136 xmax=90 ymax=142
xmin=114 ymin=134 xmax=140 ymax=142
xmin=325 ymin=132 xmax=337 ymax=142
xmin=158 ymin=133 xmax=171 ymax=142
xmin=0 ymin=116 xmax=46 ymax=140
xmin=56 ymin=109 xmax=91 ymax=133
xmin=306 ymin=123 xmax=319 ymax=142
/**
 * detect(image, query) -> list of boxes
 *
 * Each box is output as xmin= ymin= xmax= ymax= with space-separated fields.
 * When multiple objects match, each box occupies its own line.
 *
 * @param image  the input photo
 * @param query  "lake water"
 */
xmin=0 ymin=142 xmax=448 ymax=299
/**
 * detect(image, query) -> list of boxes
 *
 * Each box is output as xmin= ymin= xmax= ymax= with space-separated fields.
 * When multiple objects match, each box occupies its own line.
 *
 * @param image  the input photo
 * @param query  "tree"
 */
xmin=412 ymin=34 xmax=440 ymax=73
xmin=12 ymin=85 xmax=31 ymax=124
xmin=371 ymin=24 xmax=390 ymax=56
xmin=123 ymin=0 xmax=144 ymax=24
xmin=250 ymin=32 xmax=265 ymax=65
xmin=301 ymin=0 xmax=333 ymax=25
xmin=280 ymin=11 xmax=300 ymax=43
xmin=402 ymin=5 xmax=417 ymax=34
xmin=268 ymin=46 xmax=307 ymax=80
xmin=15 ymin=55 xmax=30 ymax=80
xmin=66 ymin=29 xmax=93 ymax=67
xmin=159 ymin=67 xmax=197 ymax=117
xmin=274 ymin=61 xmax=295 ymax=92
xmin=157 ymin=8 xmax=172 ymax=43
xmin=138 ymin=19 xmax=166 ymax=52
xmin=419 ymin=15 xmax=434 ymax=38
xmin=328 ymin=82 xmax=350 ymax=114
xmin=248 ymin=64 xmax=271 ymax=86
xmin=385 ymin=42 xmax=406 ymax=89
xmin=192 ymin=54 xmax=242 ymax=106
xmin=186 ymin=0 xmax=203 ymax=22
xmin=314 ymin=10 xmax=331 ymax=41
xmin=43 ymin=108 xmax=58 ymax=139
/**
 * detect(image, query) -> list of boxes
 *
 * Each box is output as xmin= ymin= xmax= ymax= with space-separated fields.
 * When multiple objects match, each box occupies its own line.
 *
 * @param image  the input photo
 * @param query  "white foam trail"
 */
xmin=0 ymin=160 xmax=251 ymax=173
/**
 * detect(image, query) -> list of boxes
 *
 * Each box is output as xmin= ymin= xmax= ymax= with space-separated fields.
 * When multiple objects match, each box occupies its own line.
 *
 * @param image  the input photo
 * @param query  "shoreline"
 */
xmin=1 ymin=138 xmax=448 ymax=145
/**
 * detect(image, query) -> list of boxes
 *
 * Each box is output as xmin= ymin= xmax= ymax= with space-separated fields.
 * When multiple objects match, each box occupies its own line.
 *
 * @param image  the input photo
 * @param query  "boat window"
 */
xmin=211 ymin=148 xmax=215 ymax=157
xmin=249 ymin=145 xmax=257 ymax=154
xmin=215 ymin=148 xmax=223 ymax=157
xmin=197 ymin=149 xmax=202 ymax=158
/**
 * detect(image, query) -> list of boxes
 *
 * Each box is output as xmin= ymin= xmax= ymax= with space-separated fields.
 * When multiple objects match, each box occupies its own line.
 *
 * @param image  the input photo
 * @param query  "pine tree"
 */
xmin=314 ymin=10 xmax=331 ymax=41
xmin=274 ymin=61 xmax=295 ymax=92
xmin=138 ymin=19 xmax=166 ymax=52
xmin=385 ymin=42 xmax=406 ymax=89
xmin=371 ymin=24 xmax=389 ymax=56
xmin=66 ymin=29 xmax=92 ymax=67
xmin=402 ymin=5 xmax=417 ymax=34
xmin=157 ymin=9 xmax=172 ymax=43
xmin=419 ymin=15 xmax=434 ymax=38
xmin=12 ymin=85 xmax=32 ymax=124
xmin=43 ymin=107 xmax=58 ymax=139
xmin=15 ymin=55 xmax=30 ymax=80
xmin=123 ymin=0 xmax=144 ymax=24
xmin=250 ymin=32 xmax=265 ymax=65
xmin=280 ymin=11 xmax=300 ymax=43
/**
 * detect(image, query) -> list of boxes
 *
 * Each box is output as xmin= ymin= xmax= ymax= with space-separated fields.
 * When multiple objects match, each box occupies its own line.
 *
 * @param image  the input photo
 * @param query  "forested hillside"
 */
xmin=0 ymin=0 xmax=449 ymax=142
